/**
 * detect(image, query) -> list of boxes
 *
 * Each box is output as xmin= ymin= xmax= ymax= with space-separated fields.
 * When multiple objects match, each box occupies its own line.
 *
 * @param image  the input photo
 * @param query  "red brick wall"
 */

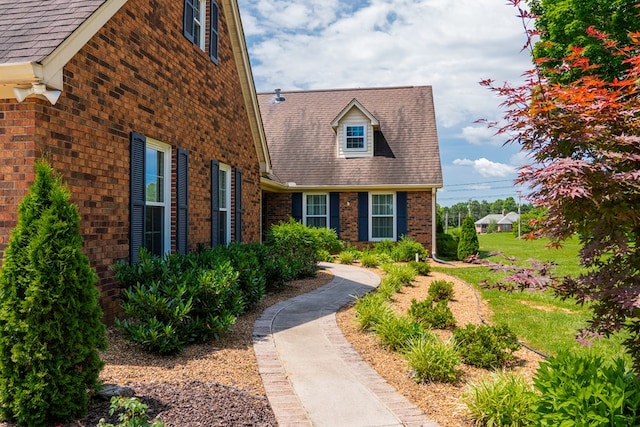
xmin=407 ymin=191 xmax=434 ymax=253
xmin=0 ymin=0 xmax=262 ymax=322
xmin=262 ymin=192 xmax=291 ymax=233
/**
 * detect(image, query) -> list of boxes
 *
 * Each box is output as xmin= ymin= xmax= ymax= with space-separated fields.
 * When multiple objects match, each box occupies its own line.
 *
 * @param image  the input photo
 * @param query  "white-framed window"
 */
xmin=184 ymin=0 xmax=218 ymax=62
xmin=145 ymin=139 xmax=172 ymax=256
xmin=218 ymin=163 xmax=231 ymax=245
xmin=304 ymin=193 xmax=329 ymax=228
xmin=344 ymin=124 xmax=367 ymax=151
xmin=193 ymin=0 xmax=206 ymax=49
xmin=370 ymin=193 xmax=396 ymax=241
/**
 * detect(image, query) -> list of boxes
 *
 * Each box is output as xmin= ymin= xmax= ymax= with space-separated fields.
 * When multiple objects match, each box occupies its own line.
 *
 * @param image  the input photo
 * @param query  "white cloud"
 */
xmin=460 ymin=126 xmax=501 ymax=146
xmin=453 ymin=158 xmax=514 ymax=177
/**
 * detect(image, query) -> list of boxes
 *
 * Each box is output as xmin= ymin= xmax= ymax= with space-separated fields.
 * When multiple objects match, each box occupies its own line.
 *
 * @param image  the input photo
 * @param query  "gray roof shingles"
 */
xmin=0 ymin=0 xmax=106 ymax=64
xmin=257 ymin=86 xmax=443 ymax=188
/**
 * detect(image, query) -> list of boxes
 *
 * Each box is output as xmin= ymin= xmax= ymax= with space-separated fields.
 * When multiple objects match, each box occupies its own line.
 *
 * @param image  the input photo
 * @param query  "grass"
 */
xmin=433 ymin=233 xmax=627 ymax=362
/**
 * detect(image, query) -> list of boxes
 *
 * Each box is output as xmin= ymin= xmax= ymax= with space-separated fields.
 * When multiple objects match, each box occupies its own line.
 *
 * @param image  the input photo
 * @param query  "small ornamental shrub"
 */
xmin=391 ymin=236 xmax=429 ymax=262
xmin=404 ymin=335 xmax=461 ymax=383
xmin=376 ymin=253 xmax=394 ymax=265
xmin=381 ymin=263 xmax=416 ymax=284
xmin=373 ymin=239 xmax=395 ymax=255
xmin=114 ymin=251 xmax=242 ymax=354
xmin=215 ymin=242 xmax=266 ymax=310
xmin=308 ymin=226 xmax=344 ymax=254
xmin=453 ymin=324 xmax=521 ymax=369
xmin=266 ymin=219 xmax=320 ymax=280
xmin=408 ymin=260 xmax=431 ymax=276
xmin=462 ymin=371 xmax=536 ymax=427
xmin=427 ymin=279 xmax=454 ymax=302
xmin=97 ymin=397 xmax=164 ymax=427
xmin=436 ymin=232 xmax=459 ymax=260
xmin=316 ymin=249 xmax=333 ymax=262
xmin=360 ymin=252 xmax=379 ymax=268
xmin=408 ymin=298 xmax=456 ymax=330
xmin=377 ymin=274 xmax=404 ymax=299
xmin=337 ymin=251 xmax=357 ymax=265
xmin=374 ymin=312 xmax=424 ymax=352
xmin=457 ymin=216 xmax=479 ymax=261
xmin=0 ymin=160 xmax=108 ymax=426
xmin=531 ymin=352 xmax=640 ymax=426
xmin=354 ymin=292 xmax=392 ymax=331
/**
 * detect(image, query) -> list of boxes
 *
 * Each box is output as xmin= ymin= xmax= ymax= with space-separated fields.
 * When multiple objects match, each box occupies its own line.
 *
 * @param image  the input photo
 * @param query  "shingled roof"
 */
xmin=257 ymin=86 xmax=442 ymax=189
xmin=0 ymin=0 xmax=106 ymax=64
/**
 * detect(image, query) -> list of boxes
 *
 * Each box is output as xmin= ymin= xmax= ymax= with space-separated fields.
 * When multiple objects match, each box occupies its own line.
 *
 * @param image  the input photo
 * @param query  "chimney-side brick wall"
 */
xmin=0 ymin=0 xmax=262 ymax=322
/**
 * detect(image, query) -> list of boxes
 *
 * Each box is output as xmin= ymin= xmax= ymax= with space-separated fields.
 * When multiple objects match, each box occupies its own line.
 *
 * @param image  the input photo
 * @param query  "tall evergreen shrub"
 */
xmin=457 ymin=216 xmax=479 ymax=261
xmin=0 ymin=160 xmax=107 ymax=426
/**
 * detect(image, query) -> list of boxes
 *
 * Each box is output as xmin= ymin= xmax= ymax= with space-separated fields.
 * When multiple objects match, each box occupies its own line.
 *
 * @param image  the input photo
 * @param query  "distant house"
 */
xmin=475 ymin=212 xmax=520 ymax=233
xmin=258 ymin=86 xmax=443 ymax=254
xmin=0 ymin=0 xmax=270 ymax=321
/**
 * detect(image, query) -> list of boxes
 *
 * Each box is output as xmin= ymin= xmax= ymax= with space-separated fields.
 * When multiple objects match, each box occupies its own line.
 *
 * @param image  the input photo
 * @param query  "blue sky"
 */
xmin=237 ymin=0 xmax=533 ymax=206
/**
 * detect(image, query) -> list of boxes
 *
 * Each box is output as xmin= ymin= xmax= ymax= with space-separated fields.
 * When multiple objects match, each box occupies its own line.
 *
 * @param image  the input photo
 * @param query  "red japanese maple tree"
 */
xmin=483 ymin=0 xmax=640 ymax=373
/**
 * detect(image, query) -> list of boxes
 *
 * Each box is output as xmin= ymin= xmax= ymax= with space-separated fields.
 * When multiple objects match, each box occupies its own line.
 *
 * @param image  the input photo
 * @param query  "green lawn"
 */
xmin=433 ymin=233 xmax=627 ymax=362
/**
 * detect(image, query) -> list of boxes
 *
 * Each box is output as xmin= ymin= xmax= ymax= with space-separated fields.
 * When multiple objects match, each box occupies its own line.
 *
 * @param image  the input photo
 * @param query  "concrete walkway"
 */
xmin=253 ymin=263 xmax=441 ymax=427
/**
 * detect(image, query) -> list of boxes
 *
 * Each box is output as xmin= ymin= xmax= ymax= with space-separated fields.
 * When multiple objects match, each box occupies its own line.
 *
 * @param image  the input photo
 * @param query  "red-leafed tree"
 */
xmin=483 ymin=0 xmax=640 ymax=373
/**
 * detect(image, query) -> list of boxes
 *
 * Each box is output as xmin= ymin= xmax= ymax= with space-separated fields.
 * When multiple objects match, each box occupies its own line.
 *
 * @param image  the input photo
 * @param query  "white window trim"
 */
xmin=303 ymin=193 xmax=329 ymax=228
xmin=343 ymin=124 xmax=367 ymax=152
xmin=369 ymin=192 xmax=396 ymax=242
xmin=146 ymin=138 xmax=172 ymax=255
xmin=219 ymin=163 xmax=231 ymax=245
xmin=195 ymin=0 xmax=206 ymax=49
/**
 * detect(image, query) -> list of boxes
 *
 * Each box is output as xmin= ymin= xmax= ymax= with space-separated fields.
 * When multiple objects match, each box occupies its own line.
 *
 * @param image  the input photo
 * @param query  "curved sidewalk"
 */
xmin=253 ymin=262 xmax=441 ymax=427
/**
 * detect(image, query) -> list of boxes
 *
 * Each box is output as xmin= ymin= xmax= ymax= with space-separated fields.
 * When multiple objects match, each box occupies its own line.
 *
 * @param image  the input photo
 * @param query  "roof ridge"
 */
xmin=257 ymin=85 xmax=432 ymax=96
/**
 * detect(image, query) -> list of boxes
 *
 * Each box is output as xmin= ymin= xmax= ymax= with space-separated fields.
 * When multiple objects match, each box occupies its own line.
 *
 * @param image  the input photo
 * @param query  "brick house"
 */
xmin=258 ymin=87 xmax=443 ymax=255
xmin=0 ymin=0 xmax=271 ymax=321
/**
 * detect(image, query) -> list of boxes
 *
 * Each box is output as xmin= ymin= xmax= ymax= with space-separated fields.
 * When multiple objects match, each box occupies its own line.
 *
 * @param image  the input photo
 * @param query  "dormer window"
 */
xmin=345 ymin=125 xmax=366 ymax=151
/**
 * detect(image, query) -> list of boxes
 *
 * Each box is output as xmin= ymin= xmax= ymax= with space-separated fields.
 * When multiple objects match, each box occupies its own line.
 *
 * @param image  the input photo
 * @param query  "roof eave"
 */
xmin=261 ymin=181 xmax=443 ymax=192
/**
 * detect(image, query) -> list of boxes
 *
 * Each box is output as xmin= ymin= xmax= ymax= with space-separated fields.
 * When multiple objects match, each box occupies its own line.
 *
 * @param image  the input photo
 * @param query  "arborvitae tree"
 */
xmin=0 ymin=160 xmax=107 ymax=426
xmin=457 ymin=216 xmax=479 ymax=260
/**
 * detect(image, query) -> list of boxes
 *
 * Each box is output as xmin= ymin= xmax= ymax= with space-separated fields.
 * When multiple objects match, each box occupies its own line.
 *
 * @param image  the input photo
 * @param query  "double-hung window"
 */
xmin=184 ymin=0 xmax=219 ymax=63
xmin=304 ymin=194 xmax=328 ymax=228
xmin=345 ymin=125 xmax=366 ymax=151
xmin=218 ymin=163 xmax=231 ymax=245
xmin=370 ymin=193 xmax=395 ymax=241
xmin=144 ymin=140 xmax=172 ymax=256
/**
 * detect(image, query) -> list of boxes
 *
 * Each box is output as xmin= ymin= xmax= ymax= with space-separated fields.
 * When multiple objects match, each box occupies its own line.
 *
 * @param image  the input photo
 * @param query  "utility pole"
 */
xmin=516 ymin=190 xmax=522 ymax=238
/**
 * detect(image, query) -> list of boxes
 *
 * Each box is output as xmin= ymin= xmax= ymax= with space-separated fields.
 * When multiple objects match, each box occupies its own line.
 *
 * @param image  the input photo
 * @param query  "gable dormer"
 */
xmin=331 ymin=99 xmax=379 ymax=159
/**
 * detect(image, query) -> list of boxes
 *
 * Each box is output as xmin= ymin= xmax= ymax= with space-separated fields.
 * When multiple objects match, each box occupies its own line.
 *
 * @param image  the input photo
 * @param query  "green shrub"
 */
xmin=215 ymin=242 xmax=266 ymax=310
xmin=354 ymin=293 xmax=393 ymax=331
xmin=462 ymin=372 xmax=536 ymax=427
xmin=317 ymin=249 xmax=333 ymax=262
xmin=408 ymin=260 xmax=431 ymax=276
xmin=458 ymin=216 xmax=480 ymax=260
xmin=373 ymin=239 xmax=395 ymax=255
xmin=404 ymin=335 xmax=461 ymax=383
xmin=360 ymin=252 xmax=379 ymax=268
xmin=531 ymin=352 xmax=640 ymax=426
xmin=98 ymin=396 xmax=164 ymax=427
xmin=453 ymin=324 xmax=521 ymax=369
xmin=374 ymin=312 xmax=424 ymax=352
xmin=247 ymin=242 xmax=288 ymax=292
xmin=337 ymin=251 xmax=357 ymax=264
xmin=308 ymin=227 xmax=344 ymax=254
xmin=381 ymin=263 xmax=416 ymax=284
xmin=0 ymin=160 xmax=108 ymax=426
xmin=266 ymin=219 xmax=320 ymax=280
xmin=391 ymin=236 xmax=429 ymax=262
xmin=114 ymin=251 xmax=242 ymax=354
xmin=427 ymin=279 xmax=454 ymax=302
xmin=408 ymin=298 xmax=456 ymax=329
xmin=377 ymin=274 xmax=404 ymax=299
xmin=376 ymin=253 xmax=394 ymax=265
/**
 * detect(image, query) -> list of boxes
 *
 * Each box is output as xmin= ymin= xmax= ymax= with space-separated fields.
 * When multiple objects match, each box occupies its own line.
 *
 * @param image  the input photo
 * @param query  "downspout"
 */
xmin=431 ymin=188 xmax=437 ymax=259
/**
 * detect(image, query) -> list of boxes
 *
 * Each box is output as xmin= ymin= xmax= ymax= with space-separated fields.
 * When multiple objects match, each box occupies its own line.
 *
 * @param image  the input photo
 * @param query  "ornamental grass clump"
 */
xmin=0 ymin=160 xmax=107 ymax=426
xmin=404 ymin=335 xmax=461 ymax=384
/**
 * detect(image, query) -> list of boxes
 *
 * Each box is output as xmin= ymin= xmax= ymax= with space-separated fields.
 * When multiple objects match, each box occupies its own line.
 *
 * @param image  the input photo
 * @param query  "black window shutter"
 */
xmin=130 ymin=132 xmax=146 ymax=263
xmin=291 ymin=192 xmax=302 ymax=222
xmin=183 ymin=0 xmax=195 ymax=42
xmin=177 ymin=149 xmax=189 ymax=255
xmin=209 ymin=0 xmax=219 ymax=63
xmin=329 ymin=192 xmax=340 ymax=237
xmin=235 ymin=168 xmax=242 ymax=242
xmin=397 ymin=191 xmax=408 ymax=238
xmin=357 ymin=192 xmax=368 ymax=241
xmin=211 ymin=160 xmax=220 ymax=247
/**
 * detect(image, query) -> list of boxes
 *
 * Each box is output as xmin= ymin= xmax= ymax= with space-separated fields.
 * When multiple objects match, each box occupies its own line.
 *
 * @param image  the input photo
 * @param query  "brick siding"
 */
xmin=0 ymin=0 xmax=262 ymax=322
